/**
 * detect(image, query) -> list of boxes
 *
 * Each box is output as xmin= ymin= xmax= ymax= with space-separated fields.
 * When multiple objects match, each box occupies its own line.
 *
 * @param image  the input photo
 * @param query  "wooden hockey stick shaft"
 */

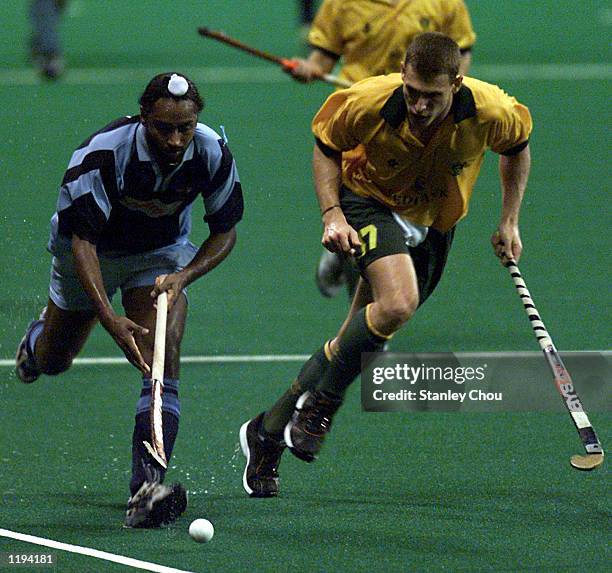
xmin=197 ymin=27 xmax=352 ymax=88
xmin=143 ymin=291 xmax=168 ymax=469
xmin=505 ymin=259 xmax=603 ymax=470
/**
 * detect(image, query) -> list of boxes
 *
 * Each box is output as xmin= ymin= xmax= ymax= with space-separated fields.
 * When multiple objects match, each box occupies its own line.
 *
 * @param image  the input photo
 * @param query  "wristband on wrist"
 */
xmin=321 ymin=204 xmax=341 ymax=218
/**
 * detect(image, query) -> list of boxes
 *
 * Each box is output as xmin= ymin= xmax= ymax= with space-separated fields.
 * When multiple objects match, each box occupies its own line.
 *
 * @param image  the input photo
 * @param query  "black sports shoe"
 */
xmin=15 ymin=309 xmax=46 ymax=383
xmin=284 ymin=391 xmax=342 ymax=462
xmin=15 ymin=335 xmax=41 ymax=383
xmin=124 ymin=466 xmax=187 ymax=528
xmin=239 ymin=412 xmax=285 ymax=498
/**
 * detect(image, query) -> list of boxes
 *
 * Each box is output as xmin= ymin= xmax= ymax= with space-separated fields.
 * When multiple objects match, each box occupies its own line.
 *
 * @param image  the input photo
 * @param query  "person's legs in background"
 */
xmin=29 ymin=0 xmax=67 ymax=79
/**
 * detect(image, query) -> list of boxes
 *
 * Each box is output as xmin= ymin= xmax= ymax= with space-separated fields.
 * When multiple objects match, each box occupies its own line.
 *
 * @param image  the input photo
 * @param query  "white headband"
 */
xmin=168 ymin=74 xmax=189 ymax=96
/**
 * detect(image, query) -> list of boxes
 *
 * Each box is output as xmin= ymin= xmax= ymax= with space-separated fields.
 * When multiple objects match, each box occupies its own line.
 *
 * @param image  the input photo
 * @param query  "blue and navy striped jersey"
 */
xmin=48 ymin=116 xmax=243 ymax=255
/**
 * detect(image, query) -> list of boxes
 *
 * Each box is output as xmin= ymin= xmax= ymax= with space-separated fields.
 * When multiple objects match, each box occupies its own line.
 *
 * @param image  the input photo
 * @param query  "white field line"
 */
xmin=0 ymin=354 xmax=309 ymax=367
xmin=0 ymin=351 xmax=609 ymax=368
xmin=0 ymin=528 xmax=197 ymax=573
xmin=0 ymin=63 xmax=610 ymax=86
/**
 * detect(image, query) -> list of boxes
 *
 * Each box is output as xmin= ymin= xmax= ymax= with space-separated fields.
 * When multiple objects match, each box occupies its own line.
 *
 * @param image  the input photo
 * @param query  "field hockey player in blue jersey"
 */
xmin=15 ymin=72 xmax=244 ymax=527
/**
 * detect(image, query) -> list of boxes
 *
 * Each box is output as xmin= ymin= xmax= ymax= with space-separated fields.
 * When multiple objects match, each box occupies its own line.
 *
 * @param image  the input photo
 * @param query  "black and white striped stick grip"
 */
xmin=505 ymin=259 xmax=552 ymax=350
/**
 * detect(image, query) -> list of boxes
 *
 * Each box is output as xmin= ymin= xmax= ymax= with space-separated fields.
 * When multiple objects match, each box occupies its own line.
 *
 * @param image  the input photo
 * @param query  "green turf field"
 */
xmin=0 ymin=2 xmax=610 ymax=572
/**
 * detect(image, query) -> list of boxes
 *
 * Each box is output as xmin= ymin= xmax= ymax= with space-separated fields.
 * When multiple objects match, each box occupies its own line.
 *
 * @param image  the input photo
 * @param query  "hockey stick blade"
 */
xmin=143 ymin=440 xmax=168 ymax=469
xmin=570 ymin=452 xmax=604 ymax=471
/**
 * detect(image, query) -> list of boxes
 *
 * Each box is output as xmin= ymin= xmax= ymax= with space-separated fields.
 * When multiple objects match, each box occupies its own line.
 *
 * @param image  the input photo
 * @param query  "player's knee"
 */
xmin=378 ymin=294 xmax=418 ymax=328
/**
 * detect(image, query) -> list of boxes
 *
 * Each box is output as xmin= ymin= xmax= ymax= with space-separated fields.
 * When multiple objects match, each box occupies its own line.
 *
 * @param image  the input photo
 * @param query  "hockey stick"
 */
xmin=505 ymin=259 xmax=604 ymax=470
xmin=143 ymin=291 xmax=168 ymax=469
xmin=197 ymin=27 xmax=352 ymax=88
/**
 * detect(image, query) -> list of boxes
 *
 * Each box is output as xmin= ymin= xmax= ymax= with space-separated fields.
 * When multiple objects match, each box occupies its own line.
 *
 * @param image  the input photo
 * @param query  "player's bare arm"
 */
xmin=71 ymin=234 xmax=150 ymax=374
xmin=151 ymin=228 xmax=237 ymax=308
xmin=285 ymin=49 xmax=338 ymax=82
xmin=313 ymin=144 xmax=360 ymax=254
xmin=492 ymin=143 xmax=531 ymax=263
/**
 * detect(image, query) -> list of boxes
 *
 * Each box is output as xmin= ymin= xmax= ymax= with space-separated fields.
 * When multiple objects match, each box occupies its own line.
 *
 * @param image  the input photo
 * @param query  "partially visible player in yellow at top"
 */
xmin=286 ymin=0 xmax=476 ymax=83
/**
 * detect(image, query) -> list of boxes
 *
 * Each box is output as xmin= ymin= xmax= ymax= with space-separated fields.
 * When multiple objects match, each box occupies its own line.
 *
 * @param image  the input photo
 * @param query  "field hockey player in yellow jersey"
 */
xmin=240 ymin=33 xmax=531 ymax=497
xmin=290 ymin=0 xmax=476 ymax=84
xmin=285 ymin=0 xmax=476 ymax=297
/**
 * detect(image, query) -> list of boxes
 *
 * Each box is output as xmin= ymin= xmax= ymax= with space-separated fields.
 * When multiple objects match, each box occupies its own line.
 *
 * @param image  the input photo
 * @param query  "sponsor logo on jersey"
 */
xmin=119 ymin=195 xmax=185 ymax=217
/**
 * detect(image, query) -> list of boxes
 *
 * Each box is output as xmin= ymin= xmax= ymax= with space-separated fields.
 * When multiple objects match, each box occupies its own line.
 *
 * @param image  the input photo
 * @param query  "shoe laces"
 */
xmin=303 ymin=392 xmax=341 ymax=434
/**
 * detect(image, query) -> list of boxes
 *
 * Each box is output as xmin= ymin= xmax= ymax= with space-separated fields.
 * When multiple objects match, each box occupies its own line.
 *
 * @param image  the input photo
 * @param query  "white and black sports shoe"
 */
xmin=239 ymin=413 xmax=285 ymax=498
xmin=15 ymin=336 xmax=41 ymax=383
xmin=284 ymin=391 xmax=342 ymax=462
xmin=124 ymin=466 xmax=187 ymax=528
xmin=15 ymin=308 xmax=47 ymax=384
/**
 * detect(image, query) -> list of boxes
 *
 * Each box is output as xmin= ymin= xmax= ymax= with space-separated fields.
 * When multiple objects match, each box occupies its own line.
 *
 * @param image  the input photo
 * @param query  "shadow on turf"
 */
xmin=44 ymin=492 xmax=126 ymax=511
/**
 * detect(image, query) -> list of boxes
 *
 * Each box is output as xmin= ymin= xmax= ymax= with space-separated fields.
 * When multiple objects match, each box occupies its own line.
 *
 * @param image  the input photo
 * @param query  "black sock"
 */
xmin=262 ymin=344 xmax=330 ymax=437
xmin=318 ymin=307 xmax=386 ymax=399
xmin=130 ymin=411 xmax=179 ymax=496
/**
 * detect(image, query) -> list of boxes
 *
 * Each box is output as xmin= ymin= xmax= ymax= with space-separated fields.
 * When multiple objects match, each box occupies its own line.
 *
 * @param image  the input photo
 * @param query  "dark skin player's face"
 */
xmin=141 ymin=98 xmax=198 ymax=168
